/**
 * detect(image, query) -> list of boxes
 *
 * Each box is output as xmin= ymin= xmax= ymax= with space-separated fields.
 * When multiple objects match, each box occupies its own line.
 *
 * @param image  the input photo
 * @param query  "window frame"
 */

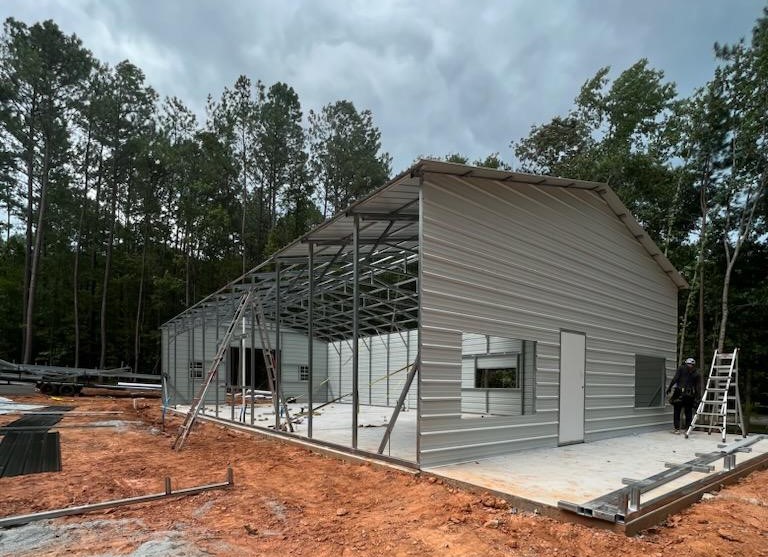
xmin=474 ymin=354 xmax=521 ymax=390
xmin=634 ymin=354 xmax=666 ymax=408
xmin=189 ymin=360 xmax=204 ymax=379
xmin=298 ymin=364 xmax=309 ymax=381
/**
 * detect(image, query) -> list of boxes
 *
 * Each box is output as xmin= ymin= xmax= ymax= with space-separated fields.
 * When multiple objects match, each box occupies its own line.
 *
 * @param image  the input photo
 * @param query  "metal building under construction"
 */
xmin=160 ymin=160 xmax=768 ymax=532
xmin=161 ymin=158 xmax=690 ymax=468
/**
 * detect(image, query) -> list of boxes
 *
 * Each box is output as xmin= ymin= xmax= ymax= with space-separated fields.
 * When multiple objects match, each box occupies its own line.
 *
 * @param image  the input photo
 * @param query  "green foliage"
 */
xmin=444 ymin=153 xmax=469 ymax=164
xmin=473 ymin=153 xmax=511 ymax=171
xmin=309 ymin=100 xmax=392 ymax=218
xmin=0 ymin=16 xmax=392 ymax=372
xmin=514 ymin=17 xmax=768 ymax=401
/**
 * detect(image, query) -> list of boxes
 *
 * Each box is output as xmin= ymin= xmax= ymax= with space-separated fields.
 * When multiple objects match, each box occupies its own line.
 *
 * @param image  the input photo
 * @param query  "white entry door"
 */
xmin=559 ymin=330 xmax=586 ymax=445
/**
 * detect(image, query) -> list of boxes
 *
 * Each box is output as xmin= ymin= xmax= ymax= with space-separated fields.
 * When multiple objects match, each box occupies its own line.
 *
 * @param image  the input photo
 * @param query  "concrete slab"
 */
xmin=179 ymin=399 xmax=766 ymax=525
xmin=426 ymin=430 xmax=768 ymax=509
xmin=187 ymin=402 xmax=418 ymax=462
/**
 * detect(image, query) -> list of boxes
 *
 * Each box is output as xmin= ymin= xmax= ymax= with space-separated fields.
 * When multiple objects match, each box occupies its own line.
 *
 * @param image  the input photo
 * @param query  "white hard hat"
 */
xmin=685 ymin=357 xmax=695 ymax=365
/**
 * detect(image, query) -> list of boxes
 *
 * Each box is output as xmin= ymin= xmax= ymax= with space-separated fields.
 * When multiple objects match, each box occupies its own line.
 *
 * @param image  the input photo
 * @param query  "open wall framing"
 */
xmin=161 ymin=159 xmax=687 ymax=468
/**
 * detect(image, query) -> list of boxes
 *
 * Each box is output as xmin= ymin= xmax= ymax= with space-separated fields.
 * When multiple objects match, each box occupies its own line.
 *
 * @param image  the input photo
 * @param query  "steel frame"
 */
xmin=160 ymin=201 xmax=421 ymax=454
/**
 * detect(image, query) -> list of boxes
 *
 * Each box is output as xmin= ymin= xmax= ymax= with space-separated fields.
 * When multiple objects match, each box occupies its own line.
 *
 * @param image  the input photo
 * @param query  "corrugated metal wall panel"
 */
xmin=280 ymin=333 xmax=329 ymax=403
xmin=328 ymin=330 xmax=418 ymax=409
xmin=418 ymin=174 xmax=678 ymax=467
xmin=370 ymin=335 xmax=389 ymax=407
xmin=327 ymin=342 xmax=341 ymax=400
xmin=358 ymin=337 xmax=371 ymax=406
xmin=388 ymin=332 xmax=409 ymax=407
xmin=163 ymin=321 xmax=328 ymax=406
xmin=161 ymin=327 xmax=168 ymax=395
xmin=339 ymin=339 xmax=354 ymax=401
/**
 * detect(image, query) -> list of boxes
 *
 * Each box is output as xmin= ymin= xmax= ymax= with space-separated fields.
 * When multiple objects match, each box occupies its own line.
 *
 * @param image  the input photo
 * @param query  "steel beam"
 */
xmin=0 ymin=468 xmax=234 ymax=528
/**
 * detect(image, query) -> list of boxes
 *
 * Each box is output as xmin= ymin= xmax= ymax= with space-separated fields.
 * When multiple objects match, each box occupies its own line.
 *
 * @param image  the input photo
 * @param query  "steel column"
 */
xmin=215 ymin=304 xmax=220 ymax=418
xmin=352 ymin=215 xmax=360 ymax=448
xmin=308 ymin=242 xmax=315 ymax=438
xmin=229 ymin=295 xmax=235 ymax=422
xmin=172 ymin=323 xmax=177 ymax=404
xmin=201 ymin=308 xmax=206 ymax=411
xmin=189 ymin=316 xmax=195 ymax=401
xmin=250 ymin=278 xmax=256 ymax=425
xmin=275 ymin=262 xmax=282 ymax=431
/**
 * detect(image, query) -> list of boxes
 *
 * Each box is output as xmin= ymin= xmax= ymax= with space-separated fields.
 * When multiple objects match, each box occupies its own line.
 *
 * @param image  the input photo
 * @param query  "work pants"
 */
xmin=673 ymin=401 xmax=693 ymax=430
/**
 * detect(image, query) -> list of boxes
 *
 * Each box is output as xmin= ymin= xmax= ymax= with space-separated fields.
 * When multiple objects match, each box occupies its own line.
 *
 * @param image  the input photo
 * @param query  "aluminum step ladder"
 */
xmin=685 ymin=348 xmax=746 ymax=442
xmin=172 ymin=291 xmax=252 ymax=450
xmin=252 ymin=293 xmax=294 ymax=432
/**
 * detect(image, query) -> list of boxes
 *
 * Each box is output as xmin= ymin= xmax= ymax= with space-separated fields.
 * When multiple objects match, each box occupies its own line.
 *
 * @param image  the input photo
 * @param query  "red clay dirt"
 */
xmin=1 ymin=392 xmax=767 ymax=556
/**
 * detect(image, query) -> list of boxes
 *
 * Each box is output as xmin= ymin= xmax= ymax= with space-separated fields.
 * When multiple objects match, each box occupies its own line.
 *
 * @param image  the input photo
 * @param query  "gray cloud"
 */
xmin=3 ymin=0 xmax=762 ymax=172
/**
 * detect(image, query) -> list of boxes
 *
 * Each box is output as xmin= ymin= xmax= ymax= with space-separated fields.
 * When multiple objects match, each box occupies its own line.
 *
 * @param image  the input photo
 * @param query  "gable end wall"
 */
xmin=418 ymin=174 xmax=678 ymax=467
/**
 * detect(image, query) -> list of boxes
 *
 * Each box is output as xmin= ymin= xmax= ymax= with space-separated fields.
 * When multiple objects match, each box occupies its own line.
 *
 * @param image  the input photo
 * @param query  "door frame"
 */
xmin=558 ymin=329 xmax=586 ymax=446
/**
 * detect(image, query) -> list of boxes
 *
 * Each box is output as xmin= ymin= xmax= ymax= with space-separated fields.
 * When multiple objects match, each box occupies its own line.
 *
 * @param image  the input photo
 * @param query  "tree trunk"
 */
xmin=73 ymin=127 xmax=93 ymax=368
xmin=663 ymin=169 xmax=686 ymax=257
xmin=271 ymin=167 xmax=277 ymax=229
xmin=183 ymin=226 xmax=190 ymax=307
xmin=241 ymin=130 xmax=248 ymax=275
xmin=100 ymin=173 xmax=118 ymax=369
xmin=88 ymin=148 xmax=105 ymax=365
xmin=678 ymin=267 xmax=698 ymax=364
xmin=697 ymin=167 xmax=708 ymax=372
xmin=22 ymin=103 xmax=36 ymax=362
xmin=716 ymin=177 xmax=765 ymax=351
xmin=5 ymin=201 xmax=10 ymax=247
xmin=717 ymin=259 xmax=734 ymax=353
xmin=73 ymin=212 xmax=82 ymax=368
xmin=23 ymin=139 xmax=50 ymax=364
xmin=134 ymin=217 xmax=149 ymax=372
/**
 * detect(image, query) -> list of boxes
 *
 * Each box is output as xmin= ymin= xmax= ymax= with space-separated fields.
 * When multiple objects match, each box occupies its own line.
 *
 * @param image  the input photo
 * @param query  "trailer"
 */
xmin=0 ymin=359 xmax=161 ymax=396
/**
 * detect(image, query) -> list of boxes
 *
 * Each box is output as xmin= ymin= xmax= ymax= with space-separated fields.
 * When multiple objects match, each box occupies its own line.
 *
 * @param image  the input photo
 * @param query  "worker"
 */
xmin=666 ymin=357 xmax=701 ymax=434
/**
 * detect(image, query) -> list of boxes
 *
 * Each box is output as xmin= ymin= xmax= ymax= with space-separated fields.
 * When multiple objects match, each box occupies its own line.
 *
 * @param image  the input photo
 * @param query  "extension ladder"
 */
xmin=685 ymin=348 xmax=746 ymax=442
xmin=172 ymin=291 xmax=252 ymax=450
xmin=252 ymin=293 xmax=294 ymax=432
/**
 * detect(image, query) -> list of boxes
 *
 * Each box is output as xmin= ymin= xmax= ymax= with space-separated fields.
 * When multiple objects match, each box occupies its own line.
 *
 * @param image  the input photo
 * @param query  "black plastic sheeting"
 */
xmin=0 ymin=405 xmax=72 ymax=477
xmin=0 ymin=432 xmax=61 ymax=477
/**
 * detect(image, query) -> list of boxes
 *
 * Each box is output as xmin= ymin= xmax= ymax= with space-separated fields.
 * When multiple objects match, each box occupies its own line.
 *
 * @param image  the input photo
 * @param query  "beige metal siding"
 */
xmin=418 ymin=174 xmax=678 ymax=467
xmin=165 ymin=324 xmax=225 ymax=406
xmin=328 ymin=330 xmax=417 ymax=409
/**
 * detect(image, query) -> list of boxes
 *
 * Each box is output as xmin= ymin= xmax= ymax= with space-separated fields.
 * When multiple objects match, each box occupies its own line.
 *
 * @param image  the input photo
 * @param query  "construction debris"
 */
xmin=0 ymin=467 xmax=233 ymax=527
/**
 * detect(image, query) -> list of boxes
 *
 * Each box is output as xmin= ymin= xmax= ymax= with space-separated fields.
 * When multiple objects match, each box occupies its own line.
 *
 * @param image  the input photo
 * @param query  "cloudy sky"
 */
xmin=4 ymin=1 xmax=764 ymax=172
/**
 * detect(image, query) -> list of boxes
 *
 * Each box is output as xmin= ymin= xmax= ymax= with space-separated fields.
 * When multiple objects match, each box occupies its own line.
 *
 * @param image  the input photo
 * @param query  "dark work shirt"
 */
xmin=668 ymin=365 xmax=700 ymax=398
